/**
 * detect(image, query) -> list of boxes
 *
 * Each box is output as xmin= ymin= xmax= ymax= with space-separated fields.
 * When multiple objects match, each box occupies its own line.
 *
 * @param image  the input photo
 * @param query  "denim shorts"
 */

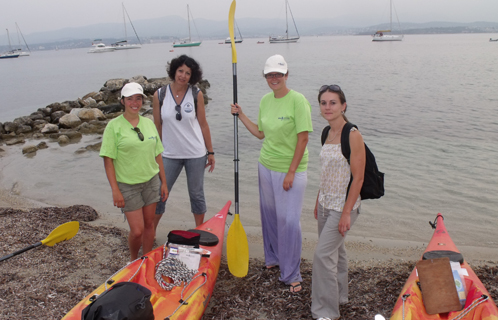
xmin=155 ymin=155 xmax=207 ymax=215
xmin=117 ymin=174 xmax=161 ymax=213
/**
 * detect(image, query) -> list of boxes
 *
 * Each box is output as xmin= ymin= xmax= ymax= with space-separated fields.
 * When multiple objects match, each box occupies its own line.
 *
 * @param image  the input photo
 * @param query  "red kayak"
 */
xmin=62 ymin=201 xmax=230 ymax=320
xmin=390 ymin=213 xmax=498 ymax=319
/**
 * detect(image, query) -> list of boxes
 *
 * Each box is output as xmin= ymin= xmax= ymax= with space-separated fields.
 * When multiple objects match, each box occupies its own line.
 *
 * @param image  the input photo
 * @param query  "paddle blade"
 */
xmin=41 ymin=221 xmax=80 ymax=247
xmin=227 ymin=214 xmax=249 ymax=277
xmin=228 ymin=0 xmax=237 ymax=63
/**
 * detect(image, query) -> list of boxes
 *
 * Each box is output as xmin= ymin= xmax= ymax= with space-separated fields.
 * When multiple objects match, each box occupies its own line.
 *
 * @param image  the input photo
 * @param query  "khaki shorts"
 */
xmin=117 ymin=174 xmax=161 ymax=213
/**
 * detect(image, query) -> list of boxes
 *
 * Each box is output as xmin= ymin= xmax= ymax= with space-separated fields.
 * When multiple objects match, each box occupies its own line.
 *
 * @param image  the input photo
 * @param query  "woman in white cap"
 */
xmin=231 ymin=54 xmax=313 ymax=293
xmin=100 ymin=82 xmax=168 ymax=261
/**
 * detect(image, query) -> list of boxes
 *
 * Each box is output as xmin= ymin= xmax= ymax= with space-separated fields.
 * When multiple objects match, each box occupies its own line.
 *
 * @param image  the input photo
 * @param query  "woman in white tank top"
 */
xmin=152 ymin=55 xmax=215 ymax=228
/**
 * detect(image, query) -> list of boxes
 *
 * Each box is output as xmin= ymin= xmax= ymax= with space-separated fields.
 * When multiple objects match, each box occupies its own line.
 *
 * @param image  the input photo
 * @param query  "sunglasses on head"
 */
xmin=175 ymin=104 xmax=182 ymax=121
xmin=319 ymin=84 xmax=342 ymax=93
xmin=132 ymin=127 xmax=144 ymax=141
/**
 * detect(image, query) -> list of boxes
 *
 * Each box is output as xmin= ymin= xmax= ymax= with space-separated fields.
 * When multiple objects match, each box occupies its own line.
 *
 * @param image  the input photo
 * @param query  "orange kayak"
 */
xmin=390 ymin=213 xmax=498 ymax=320
xmin=62 ymin=201 xmax=231 ymax=320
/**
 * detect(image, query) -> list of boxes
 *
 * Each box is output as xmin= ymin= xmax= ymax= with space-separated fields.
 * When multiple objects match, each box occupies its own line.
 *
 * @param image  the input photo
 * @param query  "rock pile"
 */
xmin=0 ymin=75 xmax=211 ymax=156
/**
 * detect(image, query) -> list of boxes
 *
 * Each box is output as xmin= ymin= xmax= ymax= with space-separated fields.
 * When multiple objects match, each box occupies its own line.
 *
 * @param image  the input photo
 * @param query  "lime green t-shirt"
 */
xmin=258 ymin=90 xmax=313 ymax=173
xmin=99 ymin=115 xmax=164 ymax=184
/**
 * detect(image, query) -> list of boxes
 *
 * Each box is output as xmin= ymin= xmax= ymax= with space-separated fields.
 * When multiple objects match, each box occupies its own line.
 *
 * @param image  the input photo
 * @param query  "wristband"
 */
xmin=207 ymin=151 xmax=215 ymax=155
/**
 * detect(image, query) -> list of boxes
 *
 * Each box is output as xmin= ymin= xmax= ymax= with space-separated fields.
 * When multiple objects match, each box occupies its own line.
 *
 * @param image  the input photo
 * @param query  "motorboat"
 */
xmin=88 ymin=40 xmax=116 ymax=53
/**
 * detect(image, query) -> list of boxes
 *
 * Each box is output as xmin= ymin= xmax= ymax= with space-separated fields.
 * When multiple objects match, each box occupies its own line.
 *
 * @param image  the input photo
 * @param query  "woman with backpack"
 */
xmin=311 ymin=85 xmax=366 ymax=320
xmin=152 ymin=55 xmax=215 ymax=228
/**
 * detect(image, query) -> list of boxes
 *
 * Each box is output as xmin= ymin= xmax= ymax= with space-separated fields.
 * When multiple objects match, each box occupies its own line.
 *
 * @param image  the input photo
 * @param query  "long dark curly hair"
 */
xmin=167 ymin=55 xmax=203 ymax=85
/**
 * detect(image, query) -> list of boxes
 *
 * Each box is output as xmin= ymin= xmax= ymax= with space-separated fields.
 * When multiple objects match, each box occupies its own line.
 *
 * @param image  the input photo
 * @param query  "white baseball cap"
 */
xmin=121 ymin=82 xmax=146 ymax=98
xmin=263 ymin=54 xmax=288 ymax=75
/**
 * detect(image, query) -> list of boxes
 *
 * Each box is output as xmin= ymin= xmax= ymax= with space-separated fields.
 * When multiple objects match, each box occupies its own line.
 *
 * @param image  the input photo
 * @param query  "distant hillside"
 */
xmin=1 ymin=17 xmax=497 ymax=51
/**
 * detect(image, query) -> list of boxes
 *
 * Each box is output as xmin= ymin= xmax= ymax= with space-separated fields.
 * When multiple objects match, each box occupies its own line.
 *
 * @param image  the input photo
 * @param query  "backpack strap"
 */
xmin=191 ymin=85 xmax=199 ymax=116
xmin=321 ymin=125 xmax=331 ymax=146
xmin=158 ymin=85 xmax=167 ymax=125
xmin=158 ymin=85 xmax=167 ymax=109
xmin=340 ymin=122 xmax=358 ymax=201
xmin=340 ymin=122 xmax=357 ymax=164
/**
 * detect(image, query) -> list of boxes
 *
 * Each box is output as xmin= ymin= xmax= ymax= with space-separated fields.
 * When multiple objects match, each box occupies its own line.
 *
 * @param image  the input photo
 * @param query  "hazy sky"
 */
xmin=2 ymin=0 xmax=498 ymax=35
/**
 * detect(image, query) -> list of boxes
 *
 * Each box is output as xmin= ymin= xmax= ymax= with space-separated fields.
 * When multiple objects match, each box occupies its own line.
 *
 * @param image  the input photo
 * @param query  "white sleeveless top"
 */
xmin=318 ymin=143 xmax=361 ymax=212
xmin=160 ymin=85 xmax=206 ymax=158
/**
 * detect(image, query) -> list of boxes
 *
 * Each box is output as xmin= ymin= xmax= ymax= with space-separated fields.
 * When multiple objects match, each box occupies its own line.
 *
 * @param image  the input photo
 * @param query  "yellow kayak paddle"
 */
xmin=226 ymin=0 xmax=249 ymax=278
xmin=0 ymin=221 xmax=80 ymax=262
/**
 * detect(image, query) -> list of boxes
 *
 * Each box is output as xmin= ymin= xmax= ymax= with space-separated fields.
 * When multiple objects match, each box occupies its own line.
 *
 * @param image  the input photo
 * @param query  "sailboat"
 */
xmin=111 ymin=3 xmax=141 ymax=50
xmin=225 ymin=20 xmax=243 ymax=44
xmin=13 ymin=23 xmax=30 ymax=56
xmin=269 ymin=0 xmax=300 ymax=43
xmin=372 ymin=0 xmax=403 ymax=41
xmin=173 ymin=5 xmax=201 ymax=48
xmin=0 ymin=29 xmax=20 ymax=59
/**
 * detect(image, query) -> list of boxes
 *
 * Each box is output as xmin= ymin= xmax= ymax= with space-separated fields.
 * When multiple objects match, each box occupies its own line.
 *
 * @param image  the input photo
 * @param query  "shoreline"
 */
xmin=1 ymin=185 xmax=496 ymax=267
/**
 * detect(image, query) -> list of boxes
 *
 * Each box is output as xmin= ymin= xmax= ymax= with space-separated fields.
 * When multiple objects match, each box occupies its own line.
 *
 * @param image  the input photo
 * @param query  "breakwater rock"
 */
xmin=0 ymin=76 xmax=210 ymax=156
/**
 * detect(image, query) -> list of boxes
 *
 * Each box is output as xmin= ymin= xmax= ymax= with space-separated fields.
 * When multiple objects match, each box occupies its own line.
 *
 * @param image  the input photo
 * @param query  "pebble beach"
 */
xmin=1 ymin=188 xmax=497 ymax=319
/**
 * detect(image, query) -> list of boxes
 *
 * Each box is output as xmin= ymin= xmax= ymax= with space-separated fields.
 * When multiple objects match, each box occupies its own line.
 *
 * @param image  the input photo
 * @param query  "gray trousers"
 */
xmin=311 ymin=203 xmax=359 ymax=319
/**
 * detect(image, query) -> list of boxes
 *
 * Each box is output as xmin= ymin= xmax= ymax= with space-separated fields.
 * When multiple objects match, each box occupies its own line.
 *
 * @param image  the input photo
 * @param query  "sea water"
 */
xmin=1 ymin=34 xmax=498 ymax=249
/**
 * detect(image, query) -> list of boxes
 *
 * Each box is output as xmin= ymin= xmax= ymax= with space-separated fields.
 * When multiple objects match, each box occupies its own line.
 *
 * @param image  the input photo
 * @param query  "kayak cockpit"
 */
xmin=423 ymin=250 xmax=464 ymax=264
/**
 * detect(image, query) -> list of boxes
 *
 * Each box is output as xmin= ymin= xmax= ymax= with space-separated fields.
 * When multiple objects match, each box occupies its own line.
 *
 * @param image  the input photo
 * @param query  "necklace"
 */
xmin=328 ymin=130 xmax=340 ymax=142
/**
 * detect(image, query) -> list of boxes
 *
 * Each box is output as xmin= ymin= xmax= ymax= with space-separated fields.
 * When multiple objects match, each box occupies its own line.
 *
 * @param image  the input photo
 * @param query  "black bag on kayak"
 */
xmin=321 ymin=122 xmax=385 ymax=200
xmin=81 ymin=282 xmax=154 ymax=320
xmin=167 ymin=230 xmax=200 ymax=248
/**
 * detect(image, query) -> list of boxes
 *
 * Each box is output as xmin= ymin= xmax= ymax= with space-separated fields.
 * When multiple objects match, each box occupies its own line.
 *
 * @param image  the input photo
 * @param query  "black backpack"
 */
xmin=321 ymin=122 xmax=384 ymax=200
xmin=82 ymin=282 xmax=154 ymax=320
xmin=158 ymin=84 xmax=199 ymax=117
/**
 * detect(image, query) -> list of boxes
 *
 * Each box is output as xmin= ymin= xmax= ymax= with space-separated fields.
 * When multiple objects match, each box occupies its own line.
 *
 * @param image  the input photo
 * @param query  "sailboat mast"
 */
xmin=187 ymin=5 xmax=192 ymax=42
xmin=122 ymin=3 xmax=127 ymax=41
xmin=390 ymin=0 xmax=393 ymax=30
xmin=285 ymin=0 xmax=289 ymax=39
xmin=123 ymin=4 xmax=142 ymax=45
xmin=6 ymin=29 xmax=12 ymax=50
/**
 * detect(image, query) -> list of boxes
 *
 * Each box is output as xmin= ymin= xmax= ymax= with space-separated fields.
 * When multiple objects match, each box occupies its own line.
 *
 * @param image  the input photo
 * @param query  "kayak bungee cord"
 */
xmin=401 ymin=294 xmax=410 ymax=320
xmin=162 ymin=272 xmax=208 ymax=320
xmin=86 ymin=256 xmax=148 ymax=302
xmin=450 ymin=295 xmax=490 ymax=320
xmin=104 ymin=256 xmax=147 ymax=291
xmin=400 ymin=284 xmax=490 ymax=320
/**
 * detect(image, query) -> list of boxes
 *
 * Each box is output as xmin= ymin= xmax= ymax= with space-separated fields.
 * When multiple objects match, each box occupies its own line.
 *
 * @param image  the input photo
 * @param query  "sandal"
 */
xmin=262 ymin=265 xmax=279 ymax=270
xmin=289 ymin=283 xmax=302 ymax=293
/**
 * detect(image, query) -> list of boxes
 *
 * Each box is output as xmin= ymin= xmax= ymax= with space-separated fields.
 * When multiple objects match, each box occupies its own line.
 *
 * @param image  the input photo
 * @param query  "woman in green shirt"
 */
xmin=230 ymin=55 xmax=313 ymax=293
xmin=100 ymin=82 xmax=168 ymax=260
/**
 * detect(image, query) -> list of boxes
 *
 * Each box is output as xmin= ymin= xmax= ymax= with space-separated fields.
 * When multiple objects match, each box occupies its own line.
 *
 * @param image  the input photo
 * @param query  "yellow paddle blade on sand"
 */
xmin=41 ymin=221 xmax=80 ymax=246
xmin=0 ymin=221 xmax=80 ymax=262
xmin=227 ymin=214 xmax=249 ymax=277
